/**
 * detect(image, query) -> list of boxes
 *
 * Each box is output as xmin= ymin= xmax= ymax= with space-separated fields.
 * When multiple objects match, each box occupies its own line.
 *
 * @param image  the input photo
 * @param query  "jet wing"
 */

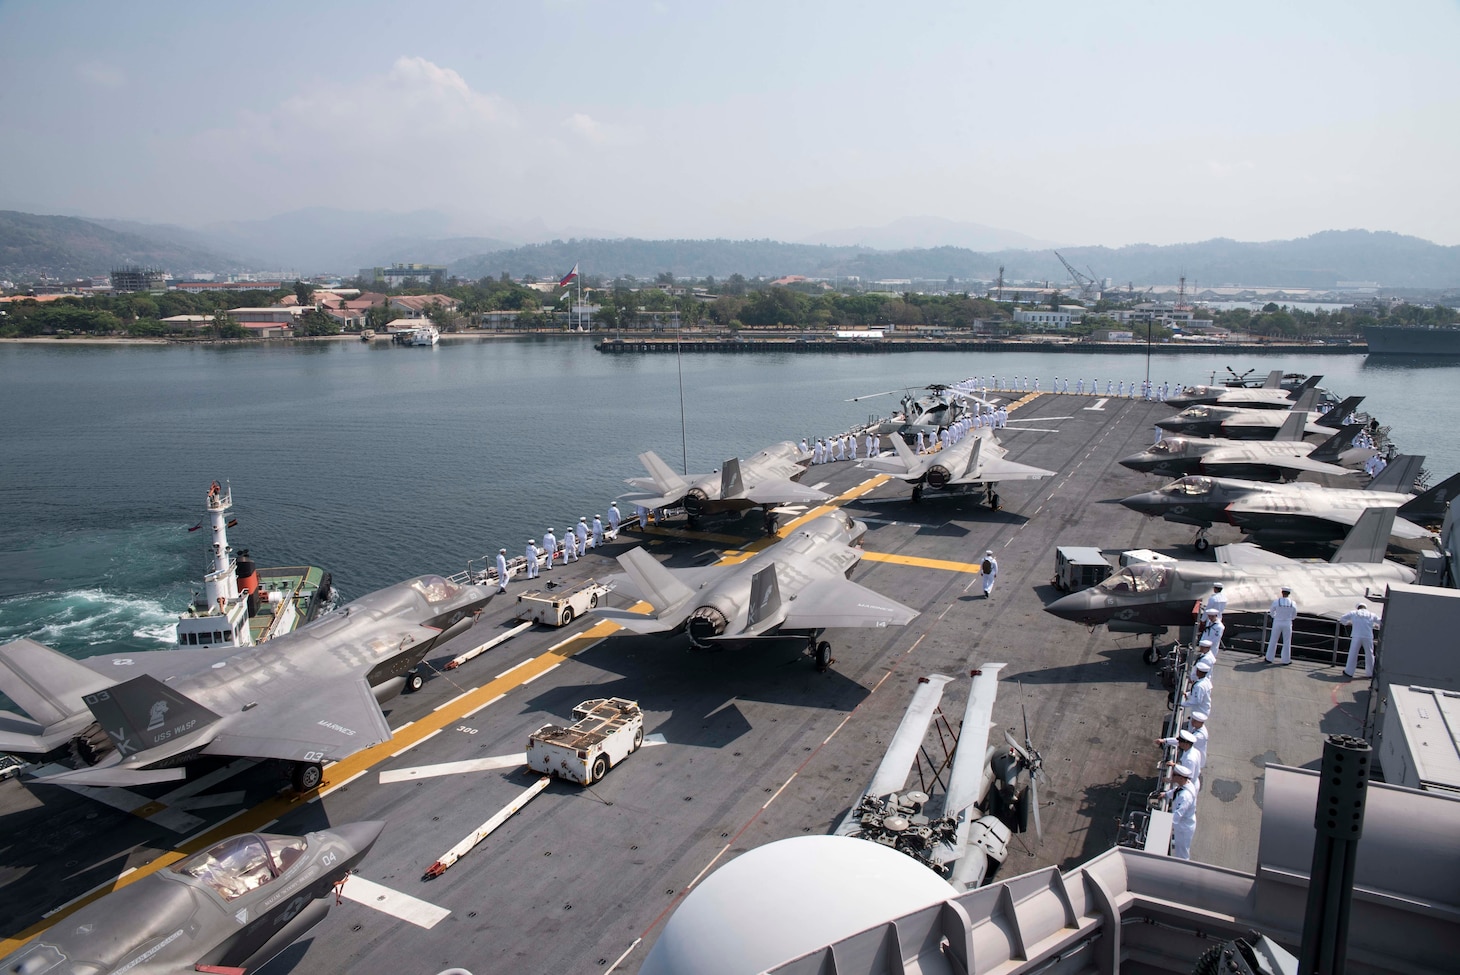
xmin=1213 ymin=542 xmax=1295 ymax=569
xmin=953 ymin=454 xmax=1056 ymax=485
xmin=1201 ymin=454 xmax=1354 ymax=478
xmin=201 ymin=676 xmax=393 ymax=764
xmin=1227 ymin=501 xmax=1437 ymax=542
xmin=779 ymin=576 xmax=919 ymax=630
xmin=740 ymin=476 xmax=832 ymax=506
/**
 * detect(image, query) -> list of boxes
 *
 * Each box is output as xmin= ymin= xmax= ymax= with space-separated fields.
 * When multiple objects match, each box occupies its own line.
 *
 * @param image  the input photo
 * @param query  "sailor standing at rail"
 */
xmin=608 ymin=502 xmax=621 ymax=536
xmin=1168 ymin=765 xmax=1198 ymax=860
xmin=1190 ymin=639 xmax=1217 ymax=680
xmin=1340 ymin=602 xmax=1381 ymax=679
xmin=576 ymin=517 xmax=590 ymax=555
xmin=1162 ymin=729 xmax=1204 ymax=792
xmin=524 ymin=539 xmax=540 ymax=579
xmin=1202 ymin=582 xmax=1228 ymax=619
xmin=1265 ymin=586 xmax=1298 ymax=664
xmin=1197 ymin=608 xmax=1225 ymax=652
xmin=799 ymin=437 xmax=809 ymax=456
xmin=543 ymin=529 xmax=558 ymax=571
xmin=980 ymin=550 xmax=999 ymax=598
xmin=1186 ymin=712 xmax=1210 ymax=768
xmin=495 ymin=548 xmax=510 ymax=593
xmin=1183 ymin=660 xmax=1213 ymax=716
xmin=592 ymin=514 xmax=605 ymax=548
xmin=563 ymin=527 xmax=577 ymax=562
xmin=635 ymin=506 xmax=648 ymax=531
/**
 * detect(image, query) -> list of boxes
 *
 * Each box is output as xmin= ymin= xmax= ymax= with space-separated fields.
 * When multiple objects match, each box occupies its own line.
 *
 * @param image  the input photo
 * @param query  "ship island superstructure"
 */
xmin=174 ymin=481 xmax=331 ymax=648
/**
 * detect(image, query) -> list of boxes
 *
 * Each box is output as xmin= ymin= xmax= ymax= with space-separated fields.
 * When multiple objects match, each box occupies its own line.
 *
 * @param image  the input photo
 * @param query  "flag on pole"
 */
xmin=558 ymin=263 xmax=579 ymax=288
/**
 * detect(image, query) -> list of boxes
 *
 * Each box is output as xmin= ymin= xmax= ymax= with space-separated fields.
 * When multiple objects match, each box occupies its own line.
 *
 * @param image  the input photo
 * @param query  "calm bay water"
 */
xmin=2 ymin=337 xmax=1456 ymax=656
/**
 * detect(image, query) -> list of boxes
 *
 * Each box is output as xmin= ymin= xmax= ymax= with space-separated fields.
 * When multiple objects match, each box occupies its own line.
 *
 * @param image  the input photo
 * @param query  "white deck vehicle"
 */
xmin=526 ymin=698 xmax=644 ymax=785
xmin=515 ymin=580 xmax=610 ymax=627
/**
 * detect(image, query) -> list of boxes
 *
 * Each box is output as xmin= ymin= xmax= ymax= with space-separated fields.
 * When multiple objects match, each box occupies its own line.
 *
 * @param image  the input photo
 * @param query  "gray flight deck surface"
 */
xmin=0 ymin=392 xmax=1375 ymax=974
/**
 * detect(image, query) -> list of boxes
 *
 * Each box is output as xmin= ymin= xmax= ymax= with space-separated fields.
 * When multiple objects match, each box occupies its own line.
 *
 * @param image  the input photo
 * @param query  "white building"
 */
xmin=1014 ymin=309 xmax=1073 ymax=329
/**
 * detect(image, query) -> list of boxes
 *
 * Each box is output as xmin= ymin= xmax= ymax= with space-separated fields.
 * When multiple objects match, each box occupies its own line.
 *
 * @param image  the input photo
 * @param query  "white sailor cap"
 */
xmin=1191 ymin=711 xmax=1209 ymax=722
xmin=595 ymin=514 xmax=601 ymax=519
xmin=1198 ymin=639 xmax=1213 ymax=648
xmin=499 ymin=547 xmax=507 ymax=553
xmin=611 ymin=501 xmax=619 ymax=506
xmin=1205 ymin=608 xmax=1219 ymax=616
xmin=1195 ymin=661 xmax=1211 ymax=673
xmin=1212 ymin=582 xmax=1223 ymax=590
xmin=1356 ymin=601 xmax=1365 ymax=609
xmin=1178 ymin=729 xmax=1198 ymax=744
xmin=1281 ymin=586 xmax=1291 ymax=593
xmin=528 ymin=538 xmax=535 ymax=543
xmin=1173 ymin=763 xmax=1193 ymax=778
xmin=985 ymin=550 xmax=993 ymax=556
xmin=580 ymin=516 xmax=587 ymax=521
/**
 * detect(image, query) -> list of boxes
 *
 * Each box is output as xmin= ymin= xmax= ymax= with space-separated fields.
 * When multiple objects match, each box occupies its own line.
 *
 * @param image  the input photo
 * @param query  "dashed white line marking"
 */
xmin=464 ymin=693 xmax=506 ymax=717
xmin=380 ymin=754 xmax=527 ymax=783
xmin=389 ymin=727 xmax=441 ymax=758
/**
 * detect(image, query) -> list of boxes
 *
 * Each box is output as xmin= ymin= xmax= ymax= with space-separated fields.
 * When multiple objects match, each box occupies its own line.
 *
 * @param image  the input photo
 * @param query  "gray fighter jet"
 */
xmin=1155 ymin=391 xmax=1364 ymax=441
xmin=0 ymin=821 xmax=382 ymax=975
xmin=621 ymin=440 xmax=831 ymax=523
xmin=1120 ymin=413 xmax=1365 ymax=481
xmin=1166 ymin=371 xmax=1322 ymax=409
xmin=860 ymin=427 xmax=1055 ymax=505
xmin=591 ymin=511 xmax=917 ymax=670
xmin=1043 ymin=507 xmax=1413 ymax=629
xmin=0 ymin=575 xmax=493 ymax=790
xmin=1120 ymin=461 xmax=1457 ymax=550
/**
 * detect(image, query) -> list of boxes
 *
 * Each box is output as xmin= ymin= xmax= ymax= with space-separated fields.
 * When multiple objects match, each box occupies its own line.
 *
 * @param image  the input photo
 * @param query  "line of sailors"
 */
xmin=954 ymin=376 xmax=1174 ymax=400
xmin=803 ymin=433 xmax=883 ymax=464
xmin=493 ymin=503 xmax=625 ymax=592
xmin=1160 ymin=580 xmax=1382 ymax=859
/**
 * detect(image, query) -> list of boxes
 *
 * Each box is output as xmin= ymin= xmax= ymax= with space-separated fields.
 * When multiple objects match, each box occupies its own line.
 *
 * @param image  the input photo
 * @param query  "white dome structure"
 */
xmin=641 ymin=835 xmax=957 ymax=975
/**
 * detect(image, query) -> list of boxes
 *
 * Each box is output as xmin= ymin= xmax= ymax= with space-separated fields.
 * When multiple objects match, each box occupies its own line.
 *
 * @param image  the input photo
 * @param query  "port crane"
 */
xmin=1054 ymin=251 xmax=1102 ymax=301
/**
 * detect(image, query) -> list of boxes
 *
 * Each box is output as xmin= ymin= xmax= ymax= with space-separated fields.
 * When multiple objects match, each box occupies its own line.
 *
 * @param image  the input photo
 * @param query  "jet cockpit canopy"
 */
xmin=1098 ymin=564 xmax=1173 ymax=595
xmin=1162 ymin=476 xmax=1214 ymax=497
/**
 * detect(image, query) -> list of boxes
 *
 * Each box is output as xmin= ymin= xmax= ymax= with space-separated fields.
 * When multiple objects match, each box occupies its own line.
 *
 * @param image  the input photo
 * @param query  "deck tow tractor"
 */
xmin=421 ymin=699 xmax=644 ymax=878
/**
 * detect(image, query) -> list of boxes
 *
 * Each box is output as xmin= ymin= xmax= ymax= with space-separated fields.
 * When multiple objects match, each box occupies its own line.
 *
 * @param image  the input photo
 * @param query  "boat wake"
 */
xmin=0 ymin=587 xmax=180 ymax=657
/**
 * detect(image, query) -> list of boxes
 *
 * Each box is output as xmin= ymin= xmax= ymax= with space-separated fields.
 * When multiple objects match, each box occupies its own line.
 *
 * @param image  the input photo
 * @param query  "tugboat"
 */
xmin=175 ymin=481 xmax=331 ymax=648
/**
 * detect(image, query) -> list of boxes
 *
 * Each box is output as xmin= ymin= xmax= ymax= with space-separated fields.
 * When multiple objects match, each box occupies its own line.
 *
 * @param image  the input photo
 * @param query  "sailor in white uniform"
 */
xmin=607 ymin=502 xmax=621 ymax=536
xmin=495 ymin=548 xmax=510 ymax=593
xmin=635 ymin=506 xmax=649 ymax=531
xmin=543 ymin=529 xmax=558 ymax=571
xmin=575 ymin=517 xmax=589 ymax=556
xmin=1266 ymin=586 xmax=1298 ymax=664
xmin=524 ymin=539 xmax=540 ymax=579
xmin=915 ymin=431 xmax=926 ymax=453
xmin=980 ymin=550 xmax=998 ymax=598
xmin=1186 ymin=712 xmax=1210 ymax=769
xmin=799 ymin=438 xmax=809 ymax=456
xmin=592 ymin=515 xmax=605 ymax=548
xmin=1159 ymin=729 xmax=1204 ymax=792
xmin=1189 ymin=639 xmax=1217 ymax=680
xmin=1183 ymin=660 xmax=1213 ymax=716
xmin=1339 ymin=602 xmax=1380 ymax=678
xmin=563 ymin=528 xmax=577 ymax=562
xmin=1196 ymin=609 xmax=1225 ymax=652
xmin=1169 ymin=765 xmax=1198 ymax=860
xmin=866 ymin=433 xmax=878 ymax=458
xmin=1202 ymin=582 xmax=1228 ymax=619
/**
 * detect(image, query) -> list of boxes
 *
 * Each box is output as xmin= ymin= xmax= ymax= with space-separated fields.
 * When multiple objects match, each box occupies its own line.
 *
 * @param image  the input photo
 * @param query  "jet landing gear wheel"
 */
xmin=1193 ymin=530 xmax=1211 ymax=552
xmin=1143 ymin=637 xmax=1160 ymax=665
xmin=291 ymin=761 xmax=323 ymax=792
xmin=404 ymin=670 xmax=424 ymax=693
xmin=814 ymin=641 xmax=832 ymax=672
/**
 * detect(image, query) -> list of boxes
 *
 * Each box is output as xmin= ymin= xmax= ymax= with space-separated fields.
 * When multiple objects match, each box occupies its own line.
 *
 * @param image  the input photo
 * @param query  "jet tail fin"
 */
xmin=1330 ymin=508 xmax=1398 ymax=564
xmin=1369 ymin=454 xmax=1424 ymax=494
xmin=1398 ymin=472 xmax=1460 ymax=522
xmin=746 ymin=564 xmax=782 ymax=630
xmin=1261 ymin=369 xmax=1284 ymax=389
xmin=83 ymin=674 xmax=222 ymax=761
xmin=0 ymin=638 xmax=114 ymax=728
xmin=1288 ymin=386 xmax=1319 ymax=413
xmin=961 ymin=436 xmax=984 ymax=480
xmin=1273 ymin=411 xmax=1306 ymax=442
xmin=614 ymin=547 xmax=694 ymax=613
xmin=1294 ymin=374 xmax=1323 ymax=392
xmin=885 ymin=431 xmax=919 ymax=471
xmin=720 ymin=458 xmax=745 ymax=500
xmin=1316 ymin=396 xmax=1364 ymax=430
xmin=638 ymin=451 xmax=690 ymax=497
xmin=1311 ymin=423 xmax=1363 ymax=463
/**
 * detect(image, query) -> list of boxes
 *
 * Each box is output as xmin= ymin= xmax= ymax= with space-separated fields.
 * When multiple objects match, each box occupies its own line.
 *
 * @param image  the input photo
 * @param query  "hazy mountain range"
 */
xmin=4 ymin=208 xmax=1459 ymax=292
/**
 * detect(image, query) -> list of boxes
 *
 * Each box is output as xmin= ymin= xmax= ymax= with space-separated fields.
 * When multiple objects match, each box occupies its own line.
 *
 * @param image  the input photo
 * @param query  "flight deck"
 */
xmin=0 ymin=391 xmax=1383 ymax=974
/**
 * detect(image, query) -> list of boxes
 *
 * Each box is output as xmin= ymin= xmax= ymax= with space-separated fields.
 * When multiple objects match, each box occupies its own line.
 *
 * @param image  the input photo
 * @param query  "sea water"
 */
xmin=2 ymin=338 xmax=1457 ymax=657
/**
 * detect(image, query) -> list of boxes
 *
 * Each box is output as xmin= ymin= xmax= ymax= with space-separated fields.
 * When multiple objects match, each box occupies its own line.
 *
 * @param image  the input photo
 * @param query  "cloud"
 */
xmin=561 ymin=112 xmax=633 ymax=147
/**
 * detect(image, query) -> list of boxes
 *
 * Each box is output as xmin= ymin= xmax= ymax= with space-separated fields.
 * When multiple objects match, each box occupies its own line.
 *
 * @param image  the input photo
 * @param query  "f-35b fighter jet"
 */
xmin=621 ymin=441 xmax=831 ymax=523
xmin=0 ymin=575 xmax=493 ymax=791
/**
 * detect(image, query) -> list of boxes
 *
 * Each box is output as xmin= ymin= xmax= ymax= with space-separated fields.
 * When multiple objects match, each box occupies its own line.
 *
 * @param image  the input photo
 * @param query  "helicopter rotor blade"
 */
xmin=1004 ymin=730 xmax=1032 ymax=764
xmin=1029 ymin=773 xmax=1043 ymax=841
xmin=844 ymin=389 xmax=901 ymax=403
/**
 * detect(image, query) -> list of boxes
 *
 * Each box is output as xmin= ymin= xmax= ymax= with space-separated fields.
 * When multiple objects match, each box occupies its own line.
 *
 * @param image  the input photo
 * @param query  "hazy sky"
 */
xmin=2 ymin=0 xmax=1457 ymax=247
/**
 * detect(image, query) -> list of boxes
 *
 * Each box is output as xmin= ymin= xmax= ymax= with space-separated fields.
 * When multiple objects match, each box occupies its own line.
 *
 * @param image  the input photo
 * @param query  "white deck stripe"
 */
xmin=380 ymin=753 xmax=527 ymax=783
xmin=389 ymin=727 xmax=441 ymax=758
xmin=340 ymin=876 xmax=451 ymax=929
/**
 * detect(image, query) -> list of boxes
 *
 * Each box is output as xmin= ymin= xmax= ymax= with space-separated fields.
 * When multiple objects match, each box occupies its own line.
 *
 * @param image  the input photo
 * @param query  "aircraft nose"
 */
xmin=1118 ymin=453 xmax=1155 ymax=473
xmin=334 ymin=820 xmax=386 ymax=858
xmin=1044 ymin=590 xmax=1101 ymax=622
xmin=1120 ymin=491 xmax=1165 ymax=516
xmin=1154 ymin=417 xmax=1188 ymax=432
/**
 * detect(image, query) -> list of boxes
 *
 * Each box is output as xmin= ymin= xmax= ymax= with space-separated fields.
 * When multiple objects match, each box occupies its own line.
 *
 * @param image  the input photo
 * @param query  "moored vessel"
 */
xmin=1361 ymin=323 xmax=1460 ymax=355
xmin=175 ymin=481 xmax=331 ymax=648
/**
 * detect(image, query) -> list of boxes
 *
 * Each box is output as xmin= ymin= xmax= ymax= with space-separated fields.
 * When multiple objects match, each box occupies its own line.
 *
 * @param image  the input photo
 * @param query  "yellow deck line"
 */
xmin=714 ymin=474 xmax=892 ymax=565
xmin=859 ymin=550 xmax=983 ymax=573
xmin=0 ymin=609 xmax=646 ymax=954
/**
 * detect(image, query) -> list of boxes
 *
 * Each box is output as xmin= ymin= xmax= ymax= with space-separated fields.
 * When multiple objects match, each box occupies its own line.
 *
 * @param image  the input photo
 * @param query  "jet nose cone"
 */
xmin=1119 ymin=454 xmax=1155 ymax=473
xmin=334 ymin=820 xmax=387 ymax=859
xmin=1045 ymin=591 xmax=1099 ymax=622
xmin=1120 ymin=491 xmax=1165 ymax=516
xmin=1154 ymin=418 xmax=1188 ymax=432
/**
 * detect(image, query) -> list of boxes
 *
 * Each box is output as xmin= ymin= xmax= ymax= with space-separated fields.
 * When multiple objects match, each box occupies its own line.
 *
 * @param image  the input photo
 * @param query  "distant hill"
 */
xmin=0 ymin=211 xmax=245 ymax=280
xmin=801 ymin=215 xmax=1058 ymax=252
xmin=451 ymin=230 xmax=1460 ymax=290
